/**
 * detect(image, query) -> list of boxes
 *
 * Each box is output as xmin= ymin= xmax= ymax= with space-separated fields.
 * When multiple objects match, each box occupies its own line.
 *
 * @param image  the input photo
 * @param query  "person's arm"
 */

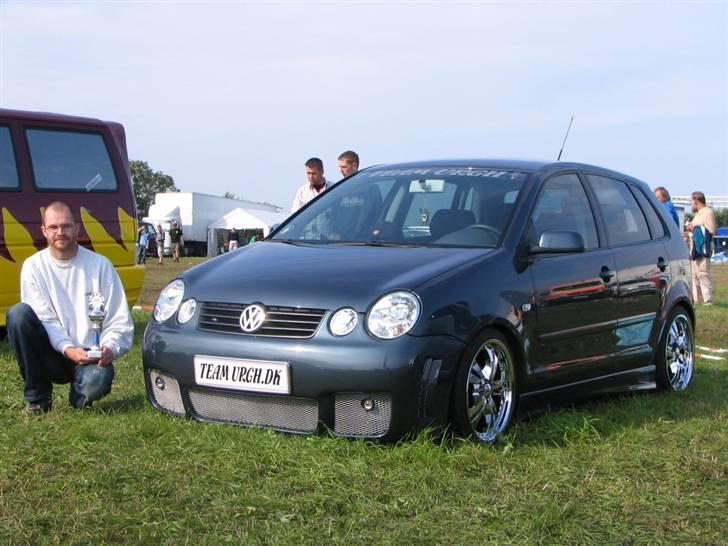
xmin=98 ymin=263 xmax=134 ymax=361
xmin=291 ymin=187 xmax=303 ymax=213
xmin=20 ymin=261 xmax=74 ymax=355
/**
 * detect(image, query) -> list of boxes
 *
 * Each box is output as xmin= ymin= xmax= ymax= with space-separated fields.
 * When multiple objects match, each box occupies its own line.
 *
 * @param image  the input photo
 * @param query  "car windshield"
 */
xmin=272 ymin=166 xmax=528 ymax=248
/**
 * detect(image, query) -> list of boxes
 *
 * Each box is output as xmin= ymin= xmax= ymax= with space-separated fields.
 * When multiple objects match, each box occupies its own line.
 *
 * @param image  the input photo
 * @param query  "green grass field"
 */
xmin=1 ymin=260 xmax=726 ymax=544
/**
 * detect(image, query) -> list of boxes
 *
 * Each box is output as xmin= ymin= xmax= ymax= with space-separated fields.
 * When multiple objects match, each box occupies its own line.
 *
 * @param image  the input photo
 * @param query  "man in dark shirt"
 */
xmin=169 ymin=221 xmax=183 ymax=263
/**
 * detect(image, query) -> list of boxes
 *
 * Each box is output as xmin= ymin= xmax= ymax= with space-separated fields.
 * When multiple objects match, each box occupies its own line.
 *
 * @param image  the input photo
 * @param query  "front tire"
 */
xmin=452 ymin=329 xmax=517 ymax=443
xmin=656 ymin=308 xmax=694 ymax=391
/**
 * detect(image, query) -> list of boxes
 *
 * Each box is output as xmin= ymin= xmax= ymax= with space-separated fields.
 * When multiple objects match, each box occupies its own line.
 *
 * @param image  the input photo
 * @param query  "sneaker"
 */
xmin=24 ymin=398 xmax=52 ymax=415
xmin=703 ymin=301 xmax=712 ymax=306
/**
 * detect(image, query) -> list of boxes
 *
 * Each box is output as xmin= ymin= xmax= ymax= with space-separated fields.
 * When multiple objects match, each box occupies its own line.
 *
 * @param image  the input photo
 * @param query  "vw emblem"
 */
xmin=239 ymin=304 xmax=266 ymax=333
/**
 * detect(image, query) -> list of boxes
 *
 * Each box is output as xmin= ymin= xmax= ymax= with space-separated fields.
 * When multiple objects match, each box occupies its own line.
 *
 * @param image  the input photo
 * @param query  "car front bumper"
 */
xmin=142 ymin=321 xmax=464 ymax=441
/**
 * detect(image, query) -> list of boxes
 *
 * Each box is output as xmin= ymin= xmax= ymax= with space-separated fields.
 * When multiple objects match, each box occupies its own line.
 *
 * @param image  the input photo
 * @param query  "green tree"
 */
xmin=222 ymin=192 xmax=239 ymax=200
xmin=130 ymin=160 xmax=178 ymax=219
xmin=715 ymin=207 xmax=728 ymax=229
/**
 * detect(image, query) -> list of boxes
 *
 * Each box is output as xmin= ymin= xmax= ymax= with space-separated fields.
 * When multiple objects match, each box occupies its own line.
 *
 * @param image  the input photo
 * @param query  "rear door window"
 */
xmin=26 ymin=128 xmax=118 ymax=191
xmin=588 ymin=175 xmax=651 ymax=246
xmin=0 ymin=126 xmax=20 ymax=189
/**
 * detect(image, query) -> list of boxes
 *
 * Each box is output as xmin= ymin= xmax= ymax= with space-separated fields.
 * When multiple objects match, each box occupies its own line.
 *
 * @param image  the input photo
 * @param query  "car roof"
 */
xmin=367 ymin=159 xmax=550 ymax=172
xmin=365 ymin=159 xmax=649 ymax=187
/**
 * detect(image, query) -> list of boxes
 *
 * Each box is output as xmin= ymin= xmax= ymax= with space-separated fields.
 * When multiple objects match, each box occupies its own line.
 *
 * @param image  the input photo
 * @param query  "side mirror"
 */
xmin=531 ymin=230 xmax=585 ymax=254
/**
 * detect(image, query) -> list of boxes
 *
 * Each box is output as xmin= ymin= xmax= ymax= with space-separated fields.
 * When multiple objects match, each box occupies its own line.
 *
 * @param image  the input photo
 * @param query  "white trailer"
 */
xmin=144 ymin=192 xmax=282 ymax=256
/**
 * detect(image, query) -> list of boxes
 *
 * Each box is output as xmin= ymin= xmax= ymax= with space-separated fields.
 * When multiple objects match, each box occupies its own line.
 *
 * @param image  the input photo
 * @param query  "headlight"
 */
xmin=329 ymin=307 xmax=358 ymax=336
xmin=366 ymin=291 xmax=420 ymax=339
xmin=153 ymin=279 xmax=185 ymax=323
xmin=177 ymin=298 xmax=197 ymax=324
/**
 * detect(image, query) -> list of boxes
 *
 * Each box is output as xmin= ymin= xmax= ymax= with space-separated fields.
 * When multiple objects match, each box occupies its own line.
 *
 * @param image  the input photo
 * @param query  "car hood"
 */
xmin=183 ymin=241 xmax=492 ymax=310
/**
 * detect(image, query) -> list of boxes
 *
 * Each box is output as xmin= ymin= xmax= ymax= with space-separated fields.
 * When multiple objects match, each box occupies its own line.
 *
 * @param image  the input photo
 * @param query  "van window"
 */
xmin=0 ymin=126 xmax=19 ymax=189
xmin=26 ymin=128 xmax=118 ymax=191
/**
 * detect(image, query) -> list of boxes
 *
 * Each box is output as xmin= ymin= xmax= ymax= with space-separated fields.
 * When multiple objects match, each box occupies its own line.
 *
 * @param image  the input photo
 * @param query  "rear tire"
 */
xmin=655 ymin=308 xmax=694 ymax=391
xmin=451 ymin=329 xmax=517 ymax=443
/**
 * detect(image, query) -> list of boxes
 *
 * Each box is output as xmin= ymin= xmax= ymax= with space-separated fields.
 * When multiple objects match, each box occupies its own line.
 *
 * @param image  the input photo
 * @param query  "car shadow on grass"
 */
xmin=95 ymin=393 xmax=147 ymax=413
xmin=505 ymin=368 xmax=728 ymax=449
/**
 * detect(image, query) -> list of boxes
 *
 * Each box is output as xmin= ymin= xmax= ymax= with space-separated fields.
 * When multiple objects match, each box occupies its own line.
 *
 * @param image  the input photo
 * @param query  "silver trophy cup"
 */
xmin=87 ymin=293 xmax=106 ymax=360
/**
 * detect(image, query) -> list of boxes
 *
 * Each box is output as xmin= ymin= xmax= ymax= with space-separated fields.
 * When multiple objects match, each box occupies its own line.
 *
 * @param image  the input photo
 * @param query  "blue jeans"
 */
xmin=6 ymin=303 xmax=115 ymax=408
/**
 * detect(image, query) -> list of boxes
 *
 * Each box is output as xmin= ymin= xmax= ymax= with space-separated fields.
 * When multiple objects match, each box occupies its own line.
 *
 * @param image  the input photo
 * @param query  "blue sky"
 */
xmin=1 ymin=1 xmax=726 ymax=209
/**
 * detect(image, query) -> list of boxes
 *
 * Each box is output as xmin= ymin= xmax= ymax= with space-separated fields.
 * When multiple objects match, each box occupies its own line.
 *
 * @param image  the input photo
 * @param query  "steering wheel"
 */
xmin=464 ymin=224 xmax=501 ymax=245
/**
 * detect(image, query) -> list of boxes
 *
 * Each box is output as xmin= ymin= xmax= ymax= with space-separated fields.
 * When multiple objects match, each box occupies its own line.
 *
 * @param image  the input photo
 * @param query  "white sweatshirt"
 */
xmin=20 ymin=245 xmax=134 ymax=359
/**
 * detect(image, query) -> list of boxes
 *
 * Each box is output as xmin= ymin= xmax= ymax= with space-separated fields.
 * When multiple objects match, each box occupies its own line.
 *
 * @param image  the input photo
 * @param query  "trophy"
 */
xmin=87 ymin=292 xmax=106 ymax=360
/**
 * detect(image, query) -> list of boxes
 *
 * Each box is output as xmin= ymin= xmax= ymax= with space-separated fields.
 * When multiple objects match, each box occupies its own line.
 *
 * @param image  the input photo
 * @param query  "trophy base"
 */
xmin=86 ymin=348 xmax=102 ymax=360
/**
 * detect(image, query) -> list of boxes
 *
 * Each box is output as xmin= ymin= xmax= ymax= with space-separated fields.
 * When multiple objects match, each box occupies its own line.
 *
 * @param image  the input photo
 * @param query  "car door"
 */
xmin=586 ymin=174 xmax=669 ymax=372
xmin=524 ymin=173 xmax=621 ymax=390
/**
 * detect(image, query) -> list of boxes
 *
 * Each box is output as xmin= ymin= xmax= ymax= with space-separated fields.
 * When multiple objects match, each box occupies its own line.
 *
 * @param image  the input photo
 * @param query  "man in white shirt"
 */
xmin=291 ymin=157 xmax=331 ymax=213
xmin=6 ymin=201 xmax=134 ymax=414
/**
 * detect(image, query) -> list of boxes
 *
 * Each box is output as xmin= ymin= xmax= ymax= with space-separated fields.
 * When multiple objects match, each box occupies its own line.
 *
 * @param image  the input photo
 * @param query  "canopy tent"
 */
xmin=206 ymin=207 xmax=289 ymax=257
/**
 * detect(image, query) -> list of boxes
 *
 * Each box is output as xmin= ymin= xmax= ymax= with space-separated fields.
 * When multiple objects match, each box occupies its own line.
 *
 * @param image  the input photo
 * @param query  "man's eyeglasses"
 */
xmin=44 ymin=223 xmax=75 ymax=232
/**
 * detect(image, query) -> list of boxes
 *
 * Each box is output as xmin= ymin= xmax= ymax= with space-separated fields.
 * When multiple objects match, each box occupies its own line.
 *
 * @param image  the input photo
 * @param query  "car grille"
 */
xmin=334 ymin=392 xmax=392 ymax=438
xmin=197 ymin=302 xmax=326 ymax=338
xmin=187 ymin=388 xmax=319 ymax=433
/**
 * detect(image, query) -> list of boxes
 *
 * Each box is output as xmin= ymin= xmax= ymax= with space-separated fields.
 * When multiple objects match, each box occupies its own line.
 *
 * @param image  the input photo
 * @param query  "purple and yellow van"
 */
xmin=0 ymin=108 xmax=144 ymax=327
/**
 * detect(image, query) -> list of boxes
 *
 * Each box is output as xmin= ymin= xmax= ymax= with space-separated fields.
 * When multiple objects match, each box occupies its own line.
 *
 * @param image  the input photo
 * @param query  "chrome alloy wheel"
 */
xmin=664 ymin=313 xmax=694 ymax=391
xmin=465 ymin=338 xmax=514 ymax=442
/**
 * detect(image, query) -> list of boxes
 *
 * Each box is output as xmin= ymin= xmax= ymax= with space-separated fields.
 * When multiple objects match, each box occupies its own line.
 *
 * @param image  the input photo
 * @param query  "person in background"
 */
xmin=137 ymin=226 xmax=150 ymax=265
xmin=291 ymin=157 xmax=331 ymax=213
xmin=228 ymin=227 xmax=240 ymax=251
xmin=155 ymin=224 xmax=165 ymax=264
xmin=653 ymin=186 xmax=680 ymax=227
xmin=685 ymin=191 xmax=717 ymax=305
xmin=6 ymin=201 xmax=133 ymax=414
xmin=169 ymin=221 xmax=183 ymax=263
xmin=338 ymin=150 xmax=360 ymax=179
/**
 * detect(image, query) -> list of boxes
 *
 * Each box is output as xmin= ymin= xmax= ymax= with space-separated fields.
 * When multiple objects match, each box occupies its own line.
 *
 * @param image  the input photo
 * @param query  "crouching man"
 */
xmin=7 ymin=201 xmax=133 ymax=414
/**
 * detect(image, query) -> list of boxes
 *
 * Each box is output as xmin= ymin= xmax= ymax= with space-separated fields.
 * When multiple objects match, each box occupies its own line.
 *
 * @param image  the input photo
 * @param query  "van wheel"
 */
xmin=452 ymin=329 xmax=517 ymax=443
xmin=656 ymin=309 xmax=694 ymax=391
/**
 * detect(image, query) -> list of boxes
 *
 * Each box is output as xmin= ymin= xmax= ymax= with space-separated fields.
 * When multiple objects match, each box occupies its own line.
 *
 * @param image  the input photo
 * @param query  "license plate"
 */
xmin=193 ymin=355 xmax=290 ymax=394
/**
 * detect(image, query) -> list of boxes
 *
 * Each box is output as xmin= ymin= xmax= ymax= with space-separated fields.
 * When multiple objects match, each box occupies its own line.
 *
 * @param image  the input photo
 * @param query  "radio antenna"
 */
xmin=557 ymin=115 xmax=574 ymax=161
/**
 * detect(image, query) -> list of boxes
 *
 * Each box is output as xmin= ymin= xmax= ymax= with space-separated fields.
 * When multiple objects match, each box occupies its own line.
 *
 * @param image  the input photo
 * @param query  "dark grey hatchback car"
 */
xmin=142 ymin=160 xmax=694 ymax=442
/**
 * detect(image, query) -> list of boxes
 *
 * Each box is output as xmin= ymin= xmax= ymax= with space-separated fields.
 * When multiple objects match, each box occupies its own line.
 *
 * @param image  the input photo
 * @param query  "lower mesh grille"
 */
xmin=187 ymin=388 xmax=319 ymax=433
xmin=334 ymin=392 xmax=392 ymax=438
xmin=148 ymin=370 xmax=185 ymax=415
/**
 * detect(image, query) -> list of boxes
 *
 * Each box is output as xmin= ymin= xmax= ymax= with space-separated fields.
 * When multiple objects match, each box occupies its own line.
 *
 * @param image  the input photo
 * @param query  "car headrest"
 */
xmin=429 ymin=209 xmax=476 ymax=240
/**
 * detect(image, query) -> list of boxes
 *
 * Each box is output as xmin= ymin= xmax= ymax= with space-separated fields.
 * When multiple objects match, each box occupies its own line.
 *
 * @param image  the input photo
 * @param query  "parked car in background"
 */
xmin=143 ymin=160 xmax=694 ymax=443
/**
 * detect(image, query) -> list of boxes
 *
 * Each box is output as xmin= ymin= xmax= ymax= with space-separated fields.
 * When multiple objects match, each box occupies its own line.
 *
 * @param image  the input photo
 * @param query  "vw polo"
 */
xmin=142 ymin=160 xmax=694 ymax=442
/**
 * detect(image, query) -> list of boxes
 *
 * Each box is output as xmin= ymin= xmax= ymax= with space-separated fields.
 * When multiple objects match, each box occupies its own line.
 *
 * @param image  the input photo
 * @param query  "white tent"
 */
xmin=206 ymin=207 xmax=289 ymax=257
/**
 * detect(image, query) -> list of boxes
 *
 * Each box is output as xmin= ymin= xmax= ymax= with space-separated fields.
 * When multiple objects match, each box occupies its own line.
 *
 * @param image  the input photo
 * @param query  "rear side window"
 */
xmin=530 ymin=174 xmax=599 ymax=249
xmin=629 ymin=185 xmax=666 ymax=239
xmin=0 ymin=126 xmax=20 ymax=189
xmin=26 ymin=128 xmax=118 ymax=191
xmin=588 ymin=175 xmax=650 ymax=246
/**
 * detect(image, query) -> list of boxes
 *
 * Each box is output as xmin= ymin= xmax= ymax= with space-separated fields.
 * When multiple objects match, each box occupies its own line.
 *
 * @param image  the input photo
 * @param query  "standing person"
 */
xmin=685 ymin=191 xmax=717 ymax=305
xmin=228 ymin=227 xmax=239 ymax=251
xmin=155 ymin=224 xmax=165 ymax=264
xmin=654 ymin=186 xmax=680 ymax=227
xmin=291 ymin=157 xmax=331 ymax=213
xmin=169 ymin=221 xmax=183 ymax=263
xmin=338 ymin=150 xmax=360 ymax=179
xmin=137 ymin=225 xmax=150 ymax=265
xmin=6 ymin=201 xmax=133 ymax=414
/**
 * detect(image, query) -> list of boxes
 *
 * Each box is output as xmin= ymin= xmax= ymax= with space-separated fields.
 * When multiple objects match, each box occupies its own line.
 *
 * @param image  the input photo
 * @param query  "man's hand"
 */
xmin=64 ymin=346 xmax=114 ymax=366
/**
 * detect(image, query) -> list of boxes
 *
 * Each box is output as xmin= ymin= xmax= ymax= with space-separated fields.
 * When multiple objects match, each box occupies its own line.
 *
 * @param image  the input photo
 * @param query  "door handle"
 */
xmin=657 ymin=257 xmax=667 ymax=272
xmin=599 ymin=266 xmax=615 ymax=283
